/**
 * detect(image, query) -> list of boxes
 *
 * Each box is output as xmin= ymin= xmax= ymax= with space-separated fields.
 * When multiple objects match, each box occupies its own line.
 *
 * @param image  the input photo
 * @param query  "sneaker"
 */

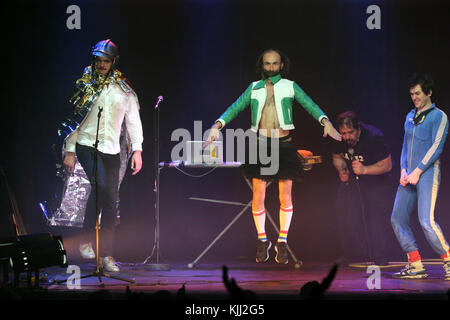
xmin=79 ymin=243 xmax=95 ymax=259
xmin=444 ymin=261 xmax=450 ymax=280
xmin=256 ymin=240 xmax=272 ymax=263
xmin=102 ymin=256 xmax=120 ymax=272
xmin=275 ymin=242 xmax=289 ymax=264
xmin=392 ymin=263 xmax=428 ymax=279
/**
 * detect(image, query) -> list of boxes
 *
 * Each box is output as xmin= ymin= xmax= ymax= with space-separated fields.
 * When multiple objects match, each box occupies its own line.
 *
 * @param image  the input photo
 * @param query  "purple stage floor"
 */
xmin=4 ymin=259 xmax=449 ymax=300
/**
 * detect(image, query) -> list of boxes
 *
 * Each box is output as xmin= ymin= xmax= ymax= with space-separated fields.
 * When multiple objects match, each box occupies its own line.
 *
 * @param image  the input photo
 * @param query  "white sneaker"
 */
xmin=102 ymin=256 xmax=120 ymax=272
xmin=392 ymin=262 xmax=428 ymax=279
xmin=444 ymin=261 xmax=450 ymax=280
xmin=79 ymin=243 xmax=95 ymax=259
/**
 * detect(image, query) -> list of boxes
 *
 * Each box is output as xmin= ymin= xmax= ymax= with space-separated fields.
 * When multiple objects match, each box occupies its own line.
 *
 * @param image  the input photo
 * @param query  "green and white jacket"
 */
xmin=216 ymin=74 xmax=328 ymax=131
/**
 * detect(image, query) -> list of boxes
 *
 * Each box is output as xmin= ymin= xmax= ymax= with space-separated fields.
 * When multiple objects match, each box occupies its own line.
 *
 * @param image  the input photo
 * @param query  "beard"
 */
xmin=345 ymin=139 xmax=358 ymax=147
xmin=263 ymin=70 xmax=280 ymax=78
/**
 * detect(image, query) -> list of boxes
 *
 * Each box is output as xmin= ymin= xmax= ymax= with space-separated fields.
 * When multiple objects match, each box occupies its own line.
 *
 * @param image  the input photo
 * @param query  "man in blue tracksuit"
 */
xmin=391 ymin=73 xmax=450 ymax=280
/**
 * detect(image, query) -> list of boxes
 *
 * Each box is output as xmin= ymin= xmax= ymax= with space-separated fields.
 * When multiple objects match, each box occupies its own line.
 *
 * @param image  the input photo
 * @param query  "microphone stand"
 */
xmin=57 ymin=106 xmax=135 ymax=287
xmin=143 ymin=97 xmax=170 ymax=270
xmin=349 ymin=150 xmax=374 ymax=265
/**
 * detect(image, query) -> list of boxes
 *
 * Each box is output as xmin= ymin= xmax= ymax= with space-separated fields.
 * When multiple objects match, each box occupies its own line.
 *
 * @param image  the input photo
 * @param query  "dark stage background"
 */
xmin=2 ymin=0 xmax=450 ymax=264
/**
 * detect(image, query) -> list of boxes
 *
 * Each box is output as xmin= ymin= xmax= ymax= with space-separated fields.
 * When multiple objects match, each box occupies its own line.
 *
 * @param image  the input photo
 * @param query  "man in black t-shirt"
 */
xmin=331 ymin=111 xmax=395 ymax=265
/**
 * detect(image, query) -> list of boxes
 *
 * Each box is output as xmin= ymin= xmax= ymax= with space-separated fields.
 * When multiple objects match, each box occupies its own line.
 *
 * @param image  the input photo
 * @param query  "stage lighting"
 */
xmin=0 ymin=233 xmax=67 ymax=287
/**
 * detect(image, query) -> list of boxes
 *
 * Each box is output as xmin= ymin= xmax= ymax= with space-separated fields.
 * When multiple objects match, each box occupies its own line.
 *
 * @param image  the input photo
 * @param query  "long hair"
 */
xmin=255 ymin=48 xmax=291 ymax=79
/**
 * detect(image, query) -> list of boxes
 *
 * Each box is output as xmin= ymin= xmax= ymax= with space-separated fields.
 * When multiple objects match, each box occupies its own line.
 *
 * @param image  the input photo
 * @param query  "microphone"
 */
xmin=348 ymin=148 xmax=355 ymax=161
xmin=155 ymin=96 xmax=164 ymax=109
xmin=348 ymin=148 xmax=359 ymax=180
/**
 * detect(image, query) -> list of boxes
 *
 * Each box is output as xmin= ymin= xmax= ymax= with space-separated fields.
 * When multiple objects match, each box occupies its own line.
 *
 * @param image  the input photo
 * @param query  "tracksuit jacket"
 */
xmin=391 ymin=104 xmax=450 ymax=257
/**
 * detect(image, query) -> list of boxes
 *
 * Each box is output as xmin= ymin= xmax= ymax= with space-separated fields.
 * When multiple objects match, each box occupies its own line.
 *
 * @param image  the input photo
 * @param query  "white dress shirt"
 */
xmin=65 ymin=82 xmax=143 ymax=155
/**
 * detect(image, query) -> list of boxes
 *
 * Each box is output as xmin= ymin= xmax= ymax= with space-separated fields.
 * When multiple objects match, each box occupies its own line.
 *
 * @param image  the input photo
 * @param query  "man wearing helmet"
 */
xmin=63 ymin=39 xmax=144 ymax=272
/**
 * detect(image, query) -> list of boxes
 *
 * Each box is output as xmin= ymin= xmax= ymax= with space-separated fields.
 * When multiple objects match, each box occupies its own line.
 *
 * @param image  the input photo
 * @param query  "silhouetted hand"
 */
xmin=176 ymin=284 xmax=188 ymax=300
xmin=299 ymin=264 xmax=338 ymax=300
xmin=222 ymin=266 xmax=256 ymax=300
xmin=126 ymin=285 xmax=144 ymax=300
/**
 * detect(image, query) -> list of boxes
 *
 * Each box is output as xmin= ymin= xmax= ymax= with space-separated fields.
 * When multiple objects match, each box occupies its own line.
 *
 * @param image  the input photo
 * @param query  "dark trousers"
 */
xmin=335 ymin=178 xmax=395 ymax=262
xmin=76 ymin=143 xmax=120 ymax=257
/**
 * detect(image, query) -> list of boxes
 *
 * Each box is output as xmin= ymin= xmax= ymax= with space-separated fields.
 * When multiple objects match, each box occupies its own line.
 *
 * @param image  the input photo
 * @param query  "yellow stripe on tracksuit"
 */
xmin=421 ymin=113 xmax=448 ymax=166
xmin=429 ymin=160 xmax=450 ymax=253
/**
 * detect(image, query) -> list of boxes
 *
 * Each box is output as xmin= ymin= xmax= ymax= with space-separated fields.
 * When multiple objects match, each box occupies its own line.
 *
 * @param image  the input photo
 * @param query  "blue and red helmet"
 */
xmin=91 ymin=39 xmax=119 ymax=65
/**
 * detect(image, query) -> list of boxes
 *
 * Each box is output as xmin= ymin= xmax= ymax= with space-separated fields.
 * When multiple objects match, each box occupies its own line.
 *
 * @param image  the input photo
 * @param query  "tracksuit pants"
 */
xmin=391 ymin=163 xmax=450 ymax=257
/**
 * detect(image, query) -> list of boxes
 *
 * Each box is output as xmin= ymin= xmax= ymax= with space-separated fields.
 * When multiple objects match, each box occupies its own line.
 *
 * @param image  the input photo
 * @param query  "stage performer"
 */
xmin=331 ymin=110 xmax=394 ymax=265
xmin=205 ymin=48 xmax=341 ymax=264
xmin=63 ymin=39 xmax=144 ymax=272
xmin=391 ymin=73 xmax=450 ymax=280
